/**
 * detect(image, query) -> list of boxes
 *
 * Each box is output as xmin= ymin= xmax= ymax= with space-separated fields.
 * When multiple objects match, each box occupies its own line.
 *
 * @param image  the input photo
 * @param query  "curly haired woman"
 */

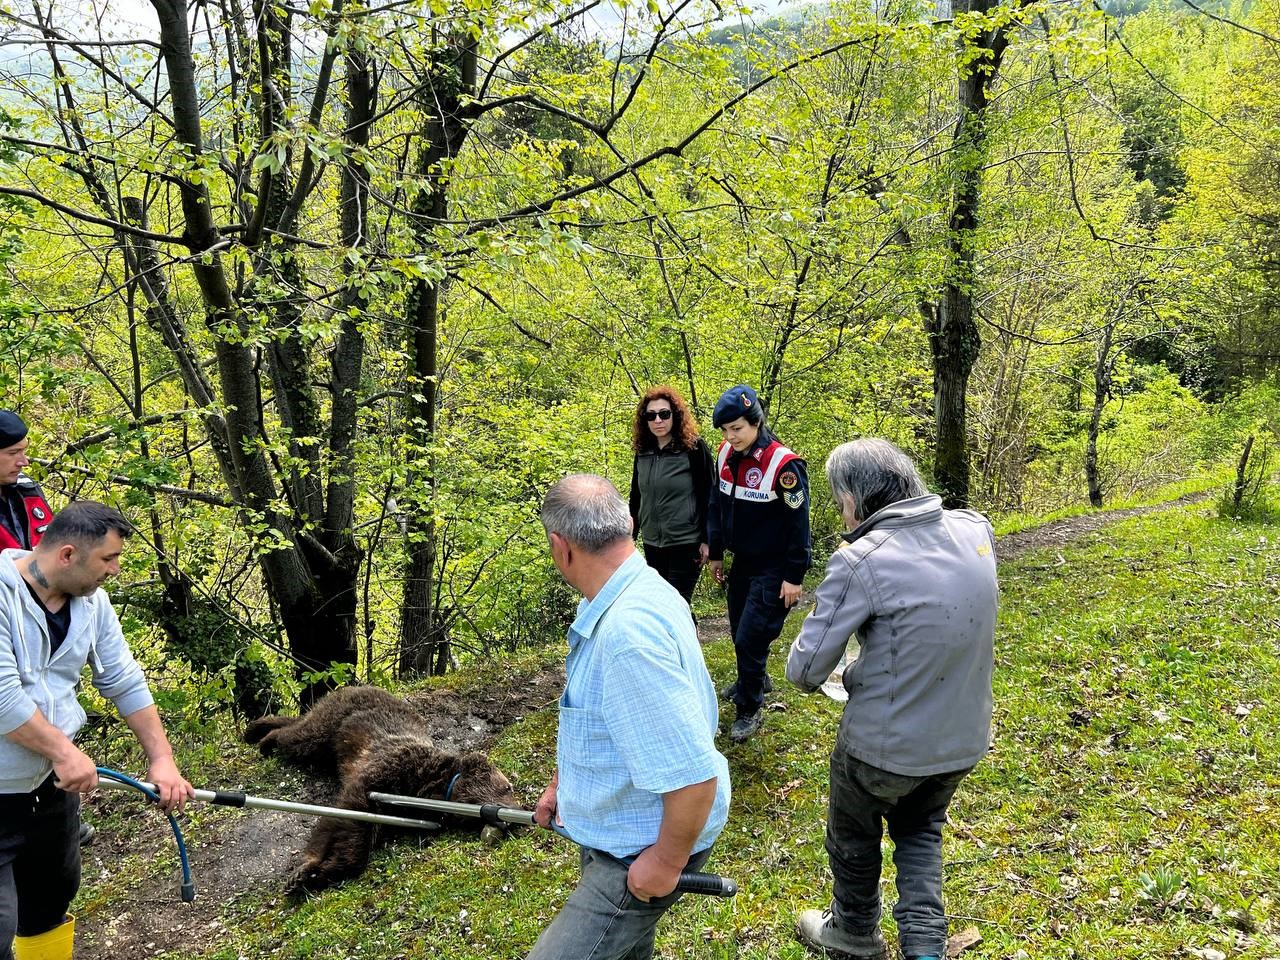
xmin=627 ymin=386 xmax=714 ymax=604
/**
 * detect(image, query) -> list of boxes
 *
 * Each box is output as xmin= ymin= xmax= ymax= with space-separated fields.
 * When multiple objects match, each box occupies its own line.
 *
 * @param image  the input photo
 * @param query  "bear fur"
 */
xmin=244 ymin=685 xmax=519 ymax=894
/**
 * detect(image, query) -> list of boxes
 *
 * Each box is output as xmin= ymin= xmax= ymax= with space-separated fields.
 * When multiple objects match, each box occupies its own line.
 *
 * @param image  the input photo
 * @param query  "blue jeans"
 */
xmin=0 ymin=776 xmax=81 ymax=960
xmin=825 ymin=752 xmax=971 ymax=958
xmin=525 ymin=845 xmax=712 ymax=960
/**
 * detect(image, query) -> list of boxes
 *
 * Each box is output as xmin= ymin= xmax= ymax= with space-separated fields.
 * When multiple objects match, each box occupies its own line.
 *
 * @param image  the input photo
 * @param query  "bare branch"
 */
xmin=0 ymin=185 xmax=185 ymax=245
xmin=477 ymin=0 xmax=604 ymax=101
xmin=458 ymin=34 xmax=874 ymax=234
xmin=31 ymin=457 xmax=232 ymax=507
xmin=63 ymin=411 xmax=203 ymax=454
xmin=1176 ymin=0 xmax=1279 ymax=46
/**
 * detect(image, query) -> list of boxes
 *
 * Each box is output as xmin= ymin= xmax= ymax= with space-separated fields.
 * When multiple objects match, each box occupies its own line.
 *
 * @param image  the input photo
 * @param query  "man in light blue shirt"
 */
xmin=527 ymin=474 xmax=730 ymax=960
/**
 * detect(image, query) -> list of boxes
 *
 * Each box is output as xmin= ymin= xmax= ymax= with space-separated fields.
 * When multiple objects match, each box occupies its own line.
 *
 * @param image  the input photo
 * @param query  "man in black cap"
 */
xmin=707 ymin=385 xmax=811 ymax=742
xmin=0 ymin=412 xmax=54 ymax=555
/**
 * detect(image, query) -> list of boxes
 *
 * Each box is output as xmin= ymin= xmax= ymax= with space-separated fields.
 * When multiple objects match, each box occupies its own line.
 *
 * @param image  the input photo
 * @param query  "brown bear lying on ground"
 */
xmin=244 ymin=685 xmax=520 ymax=894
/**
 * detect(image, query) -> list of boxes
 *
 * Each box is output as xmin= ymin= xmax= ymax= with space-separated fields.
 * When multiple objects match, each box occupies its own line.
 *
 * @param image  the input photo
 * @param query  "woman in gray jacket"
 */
xmin=786 ymin=439 xmax=998 ymax=960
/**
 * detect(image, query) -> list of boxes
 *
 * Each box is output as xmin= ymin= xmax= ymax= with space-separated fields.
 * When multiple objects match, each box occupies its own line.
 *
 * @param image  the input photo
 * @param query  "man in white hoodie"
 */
xmin=0 ymin=411 xmax=100 ymax=849
xmin=0 ymin=501 xmax=193 ymax=960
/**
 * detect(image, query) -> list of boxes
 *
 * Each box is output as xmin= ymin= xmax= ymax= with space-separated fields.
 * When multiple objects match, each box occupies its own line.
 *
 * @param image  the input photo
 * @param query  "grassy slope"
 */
xmin=87 ymin=502 xmax=1280 ymax=958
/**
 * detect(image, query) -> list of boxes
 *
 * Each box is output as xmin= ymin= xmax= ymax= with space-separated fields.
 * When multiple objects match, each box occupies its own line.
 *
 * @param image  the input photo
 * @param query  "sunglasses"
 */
xmin=645 ymin=409 xmax=673 ymax=422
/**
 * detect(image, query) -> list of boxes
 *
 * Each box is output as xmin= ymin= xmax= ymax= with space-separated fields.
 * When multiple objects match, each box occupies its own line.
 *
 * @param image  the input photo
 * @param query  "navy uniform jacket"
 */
xmin=707 ymin=430 xmax=812 ymax=584
xmin=0 ymin=475 xmax=53 ymax=552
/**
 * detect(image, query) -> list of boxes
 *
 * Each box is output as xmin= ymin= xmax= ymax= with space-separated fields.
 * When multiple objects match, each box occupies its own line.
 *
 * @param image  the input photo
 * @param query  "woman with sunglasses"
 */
xmin=628 ymin=386 xmax=715 ymax=604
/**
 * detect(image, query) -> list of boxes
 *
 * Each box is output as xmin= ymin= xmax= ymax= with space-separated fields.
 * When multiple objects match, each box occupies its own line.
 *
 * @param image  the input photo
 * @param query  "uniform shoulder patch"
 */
xmin=778 ymin=469 xmax=798 ymax=490
xmin=784 ymin=489 xmax=806 ymax=510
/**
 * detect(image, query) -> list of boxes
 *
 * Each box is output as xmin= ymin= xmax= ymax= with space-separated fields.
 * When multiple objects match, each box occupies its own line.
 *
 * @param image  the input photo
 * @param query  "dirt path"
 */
xmin=994 ymin=490 xmax=1214 ymax=560
xmin=73 ymin=489 xmax=1213 ymax=958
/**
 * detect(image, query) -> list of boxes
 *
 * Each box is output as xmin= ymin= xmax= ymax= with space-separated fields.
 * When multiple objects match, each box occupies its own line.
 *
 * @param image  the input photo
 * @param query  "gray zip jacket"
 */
xmin=786 ymin=495 xmax=997 ymax=776
xmin=0 ymin=549 xmax=154 ymax=793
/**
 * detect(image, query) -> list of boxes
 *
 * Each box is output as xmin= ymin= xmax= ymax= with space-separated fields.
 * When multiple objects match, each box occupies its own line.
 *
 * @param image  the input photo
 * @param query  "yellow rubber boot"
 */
xmin=12 ymin=916 xmax=74 ymax=960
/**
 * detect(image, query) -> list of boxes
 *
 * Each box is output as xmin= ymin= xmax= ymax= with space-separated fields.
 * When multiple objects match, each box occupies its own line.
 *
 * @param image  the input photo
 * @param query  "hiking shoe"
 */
xmin=719 ymin=675 xmax=773 ymax=701
xmin=795 ymin=909 xmax=887 ymax=959
xmin=728 ymin=710 xmax=762 ymax=742
xmin=78 ymin=822 xmax=96 ymax=847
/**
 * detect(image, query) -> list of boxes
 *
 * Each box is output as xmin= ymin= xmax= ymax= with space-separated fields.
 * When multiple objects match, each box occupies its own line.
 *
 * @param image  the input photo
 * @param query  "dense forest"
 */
xmin=0 ymin=0 xmax=1277 ymax=713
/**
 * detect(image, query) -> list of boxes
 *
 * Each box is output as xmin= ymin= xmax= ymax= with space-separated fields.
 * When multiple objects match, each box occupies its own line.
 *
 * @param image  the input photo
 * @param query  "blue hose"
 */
xmin=95 ymin=766 xmax=196 ymax=902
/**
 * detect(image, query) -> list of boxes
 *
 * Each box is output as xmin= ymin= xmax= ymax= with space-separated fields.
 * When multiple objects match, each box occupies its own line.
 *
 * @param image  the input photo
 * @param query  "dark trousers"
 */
xmin=0 ymin=776 xmax=81 ymax=960
xmin=726 ymin=559 xmax=791 ymax=715
xmin=525 ymin=846 xmax=713 ymax=960
xmin=642 ymin=542 xmax=702 ymax=604
xmin=826 ymin=751 xmax=972 ymax=958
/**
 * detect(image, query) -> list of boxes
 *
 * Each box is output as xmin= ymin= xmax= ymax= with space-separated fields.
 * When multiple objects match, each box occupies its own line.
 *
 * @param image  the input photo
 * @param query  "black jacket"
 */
xmin=707 ymin=430 xmax=812 ymax=584
xmin=629 ymin=437 xmax=714 ymax=547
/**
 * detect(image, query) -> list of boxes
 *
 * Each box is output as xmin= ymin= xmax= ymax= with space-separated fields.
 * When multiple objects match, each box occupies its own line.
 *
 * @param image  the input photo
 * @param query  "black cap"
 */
xmin=0 ymin=410 xmax=28 ymax=450
xmin=712 ymin=385 xmax=760 ymax=428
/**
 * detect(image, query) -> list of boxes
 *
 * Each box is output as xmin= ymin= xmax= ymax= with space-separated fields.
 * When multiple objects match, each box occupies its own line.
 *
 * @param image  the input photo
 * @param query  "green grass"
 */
xmin=79 ymin=502 xmax=1280 ymax=957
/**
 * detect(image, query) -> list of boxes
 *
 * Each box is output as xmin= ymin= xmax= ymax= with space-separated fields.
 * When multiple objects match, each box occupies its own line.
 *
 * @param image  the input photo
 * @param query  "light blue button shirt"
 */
xmin=556 ymin=550 xmax=730 ymax=858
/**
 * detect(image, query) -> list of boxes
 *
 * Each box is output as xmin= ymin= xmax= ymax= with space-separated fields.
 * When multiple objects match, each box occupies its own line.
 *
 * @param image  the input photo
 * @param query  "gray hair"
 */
xmin=825 ymin=439 xmax=929 ymax=522
xmin=540 ymin=474 xmax=632 ymax=552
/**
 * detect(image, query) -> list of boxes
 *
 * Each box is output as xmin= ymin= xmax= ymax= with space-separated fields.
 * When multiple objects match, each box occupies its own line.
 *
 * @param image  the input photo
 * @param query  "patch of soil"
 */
xmin=695 ymin=613 xmax=730 ymax=642
xmin=74 ymin=662 xmax=565 ymax=960
xmin=404 ymin=666 xmax=565 ymax=751
xmin=76 ymin=768 xmax=332 ymax=960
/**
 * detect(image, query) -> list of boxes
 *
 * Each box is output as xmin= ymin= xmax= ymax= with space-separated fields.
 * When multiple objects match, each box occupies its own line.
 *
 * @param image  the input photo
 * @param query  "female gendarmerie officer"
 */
xmin=707 ymin=385 xmax=811 ymax=742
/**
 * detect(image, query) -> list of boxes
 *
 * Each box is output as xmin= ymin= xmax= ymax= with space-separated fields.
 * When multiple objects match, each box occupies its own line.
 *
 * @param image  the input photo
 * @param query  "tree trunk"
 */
xmin=327 ymin=41 xmax=375 ymax=543
xmin=1232 ymin=434 xmax=1255 ymax=515
xmin=153 ymin=0 xmax=358 ymax=705
xmin=1085 ymin=323 xmax=1114 ymax=508
xmin=932 ymin=0 xmax=1022 ymax=508
xmin=400 ymin=274 xmax=445 ymax=676
xmin=399 ymin=36 xmax=477 ymax=677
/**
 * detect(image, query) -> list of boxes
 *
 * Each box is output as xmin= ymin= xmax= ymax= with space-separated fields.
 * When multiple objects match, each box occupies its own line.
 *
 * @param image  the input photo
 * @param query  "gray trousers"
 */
xmin=826 ymin=751 xmax=971 ymax=959
xmin=0 ymin=777 xmax=81 ymax=960
xmin=525 ymin=845 xmax=712 ymax=960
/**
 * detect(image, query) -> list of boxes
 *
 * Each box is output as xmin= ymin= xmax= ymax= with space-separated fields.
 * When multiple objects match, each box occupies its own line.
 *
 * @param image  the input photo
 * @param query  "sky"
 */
xmin=84 ymin=0 xmax=801 ymax=43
